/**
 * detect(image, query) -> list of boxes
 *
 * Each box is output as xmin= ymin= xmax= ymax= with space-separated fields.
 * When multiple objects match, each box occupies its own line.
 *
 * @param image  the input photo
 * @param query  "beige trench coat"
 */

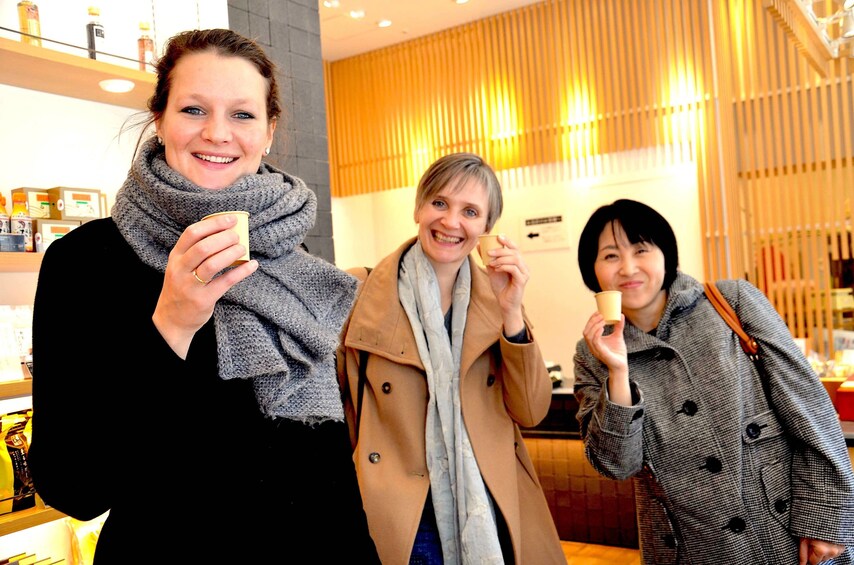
xmin=338 ymin=238 xmax=565 ymax=565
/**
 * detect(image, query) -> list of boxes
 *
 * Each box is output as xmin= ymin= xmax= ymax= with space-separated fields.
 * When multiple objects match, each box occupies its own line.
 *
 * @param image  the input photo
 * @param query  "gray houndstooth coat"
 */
xmin=574 ymin=272 xmax=854 ymax=564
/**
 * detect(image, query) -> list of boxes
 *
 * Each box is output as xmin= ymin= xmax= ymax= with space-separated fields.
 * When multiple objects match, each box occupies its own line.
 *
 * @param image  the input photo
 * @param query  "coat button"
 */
xmin=663 ymin=534 xmax=676 ymax=549
xmin=723 ymin=517 xmax=746 ymax=533
xmin=486 ymin=375 xmax=496 ymax=386
xmin=700 ymin=456 xmax=722 ymax=473
xmin=774 ymin=499 xmax=788 ymax=514
xmin=677 ymin=400 xmax=698 ymax=416
xmin=381 ymin=382 xmax=391 ymax=394
xmin=745 ymin=422 xmax=762 ymax=439
xmin=369 ymin=452 xmax=380 ymax=464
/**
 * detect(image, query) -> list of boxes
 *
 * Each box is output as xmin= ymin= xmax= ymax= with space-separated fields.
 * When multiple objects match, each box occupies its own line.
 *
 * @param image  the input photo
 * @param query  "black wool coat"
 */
xmin=29 ymin=218 xmax=380 ymax=564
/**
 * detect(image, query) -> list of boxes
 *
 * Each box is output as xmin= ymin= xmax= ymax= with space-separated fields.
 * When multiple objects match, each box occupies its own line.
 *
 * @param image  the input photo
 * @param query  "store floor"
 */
xmin=561 ymin=540 xmax=641 ymax=564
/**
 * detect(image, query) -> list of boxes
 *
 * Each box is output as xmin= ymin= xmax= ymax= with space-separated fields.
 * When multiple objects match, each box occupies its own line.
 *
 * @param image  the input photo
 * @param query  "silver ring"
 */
xmin=192 ymin=269 xmax=209 ymax=285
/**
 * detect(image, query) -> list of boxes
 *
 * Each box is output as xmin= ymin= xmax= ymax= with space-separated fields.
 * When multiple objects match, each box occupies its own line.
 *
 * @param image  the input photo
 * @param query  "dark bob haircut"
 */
xmin=577 ymin=199 xmax=679 ymax=292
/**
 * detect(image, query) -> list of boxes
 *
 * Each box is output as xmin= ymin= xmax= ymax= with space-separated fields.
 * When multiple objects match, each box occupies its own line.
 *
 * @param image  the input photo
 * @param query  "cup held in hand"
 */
xmin=202 ymin=210 xmax=250 ymax=266
xmin=477 ymin=234 xmax=503 ymax=265
xmin=595 ymin=290 xmax=622 ymax=324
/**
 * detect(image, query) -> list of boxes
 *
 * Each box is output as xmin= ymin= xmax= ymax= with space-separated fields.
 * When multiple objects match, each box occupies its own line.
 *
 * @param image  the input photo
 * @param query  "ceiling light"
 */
xmin=98 ymin=79 xmax=135 ymax=93
xmin=377 ymin=19 xmax=392 ymax=28
xmin=455 ymin=0 xmax=471 ymax=4
xmin=349 ymin=10 xmax=365 ymax=19
xmin=322 ymin=0 xmax=339 ymax=7
xmin=844 ymin=10 xmax=854 ymax=38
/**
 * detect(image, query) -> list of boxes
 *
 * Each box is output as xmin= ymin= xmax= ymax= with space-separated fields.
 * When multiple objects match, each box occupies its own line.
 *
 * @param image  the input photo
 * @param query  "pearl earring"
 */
xmin=157 ymin=136 xmax=163 ymax=145
xmin=264 ymin=147 xmax=270 ymax=156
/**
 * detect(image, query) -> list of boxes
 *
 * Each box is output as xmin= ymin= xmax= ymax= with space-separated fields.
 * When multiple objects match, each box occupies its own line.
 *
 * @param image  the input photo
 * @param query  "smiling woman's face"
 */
xmin=594 ymin=221 xmax=667 ymax=321
xmin=154 ymin=51 xmax=276 ymax=190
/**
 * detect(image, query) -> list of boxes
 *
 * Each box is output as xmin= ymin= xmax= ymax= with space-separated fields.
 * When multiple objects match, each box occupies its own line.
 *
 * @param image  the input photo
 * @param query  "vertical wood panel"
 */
xmin=324 ymin=0 xmax=854 ymax=357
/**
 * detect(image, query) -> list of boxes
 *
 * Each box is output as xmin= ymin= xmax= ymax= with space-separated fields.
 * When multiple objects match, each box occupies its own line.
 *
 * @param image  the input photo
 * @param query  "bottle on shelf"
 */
xmin=10 ymin=193 xmax=33 ymax=253
xmin=0 ymin=194 xmax=9 ymax=234
xmin=16 ymin=1 xmax=42 ymax=48
xmin=86 ymin=6 xmax=105 ymax=61
xmin=138 ymin=22 xmax=154 ymax=72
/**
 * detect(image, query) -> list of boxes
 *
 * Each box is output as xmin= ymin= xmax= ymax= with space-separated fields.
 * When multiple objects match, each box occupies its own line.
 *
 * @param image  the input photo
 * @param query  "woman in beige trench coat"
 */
xmin=338 ymin=152 xmax=565 ymax=565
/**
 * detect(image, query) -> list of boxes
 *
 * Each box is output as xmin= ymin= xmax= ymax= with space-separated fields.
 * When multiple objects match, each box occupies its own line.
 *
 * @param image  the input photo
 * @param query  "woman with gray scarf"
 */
xmin=29 ymin=29 xmax=378 ymax=563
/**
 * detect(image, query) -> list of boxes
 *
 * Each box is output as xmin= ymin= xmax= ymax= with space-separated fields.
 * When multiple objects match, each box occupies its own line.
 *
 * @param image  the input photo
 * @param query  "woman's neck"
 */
xmin=625 ymin=289 xmax=668 ymax=333
xmin=430 ymin=258 xmax=464 ymax=313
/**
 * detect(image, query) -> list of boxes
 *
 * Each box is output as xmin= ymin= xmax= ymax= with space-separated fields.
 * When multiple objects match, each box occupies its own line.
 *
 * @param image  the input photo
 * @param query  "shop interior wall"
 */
xmin=332 ymin=153 xmax=703 ymax=375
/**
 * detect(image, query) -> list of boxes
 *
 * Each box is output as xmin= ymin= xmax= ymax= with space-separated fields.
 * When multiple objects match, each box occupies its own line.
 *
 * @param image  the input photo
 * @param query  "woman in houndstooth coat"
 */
xmin=573 ymin=199 xmax=854 ymax=565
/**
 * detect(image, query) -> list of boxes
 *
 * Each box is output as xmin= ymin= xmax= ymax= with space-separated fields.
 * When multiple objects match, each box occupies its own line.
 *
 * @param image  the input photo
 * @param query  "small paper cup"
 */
xmin=478 ymin=234 xmax=504 ymax=265
xmin=202 ymin=210 xmax=250 ymax=266
xmin=595 ymin=290 xmax=622 ymax=324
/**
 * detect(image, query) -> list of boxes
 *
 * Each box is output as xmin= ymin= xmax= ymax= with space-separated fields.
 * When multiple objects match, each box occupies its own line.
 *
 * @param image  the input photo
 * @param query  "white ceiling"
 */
xmin=319 ymin=0 xmax=545 ymax=61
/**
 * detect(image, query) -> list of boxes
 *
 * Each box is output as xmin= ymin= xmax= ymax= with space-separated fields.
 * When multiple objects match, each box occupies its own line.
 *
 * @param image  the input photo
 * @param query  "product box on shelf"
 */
xmin=33 ymin=219 xmax=80 ymax=252
xmin=0 ymin=408 xmax=36 ymax=516
xmin=47 ymin=187 xmax=101 ymax=222
xmin=10 ymin=188 xmax=51 ymax=219
xmin=837 ymin=381 xmax=854 ymax=421
xmin=0 ymin=234 xmax=26 ymax=252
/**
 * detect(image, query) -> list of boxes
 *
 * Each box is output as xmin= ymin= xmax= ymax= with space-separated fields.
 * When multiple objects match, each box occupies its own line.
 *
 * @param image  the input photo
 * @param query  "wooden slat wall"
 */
xmin=324 ymin=0 xmax=854 ymax=358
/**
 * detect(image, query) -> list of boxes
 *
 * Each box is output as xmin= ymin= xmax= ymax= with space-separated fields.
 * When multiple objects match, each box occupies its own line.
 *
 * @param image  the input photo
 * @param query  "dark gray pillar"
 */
xmin=228 ymin=0 xmax=336 ymax=264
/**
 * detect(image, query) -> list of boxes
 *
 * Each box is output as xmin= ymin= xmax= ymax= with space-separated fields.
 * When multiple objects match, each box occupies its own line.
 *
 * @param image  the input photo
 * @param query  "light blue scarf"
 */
xmin=398 ymin=241 xmax=503 ymax=564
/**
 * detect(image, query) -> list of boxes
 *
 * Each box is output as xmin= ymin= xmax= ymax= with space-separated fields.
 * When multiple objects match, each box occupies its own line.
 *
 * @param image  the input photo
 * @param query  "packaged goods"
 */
xmin=10 ymin=187 xmax=50 ymax=219
xmin=47 ymin=187 xmax=101 ymax=222
xmin=33 ymin=219 xmax=80 ymax=252
xmin=0 ymin=409 xmax=36 ymax=515
xmin=138 ymin=22 xmax=154 ymax=71
xmin=86 ymin=6 xmax=105 ymax=60
xmin=16 ymin=1 xmax=41 ymax=47
xmin=0 ymin=194 xmax=9 ymax=234
xmin=0 ymin=234 xmax=25 ymax=252
xmin=10 ymin=193 xmax=33 ymax=253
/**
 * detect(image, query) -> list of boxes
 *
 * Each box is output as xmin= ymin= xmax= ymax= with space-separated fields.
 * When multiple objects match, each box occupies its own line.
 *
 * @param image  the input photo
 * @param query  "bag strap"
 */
xmin=703 ymin=281 xmax=758 ymax=357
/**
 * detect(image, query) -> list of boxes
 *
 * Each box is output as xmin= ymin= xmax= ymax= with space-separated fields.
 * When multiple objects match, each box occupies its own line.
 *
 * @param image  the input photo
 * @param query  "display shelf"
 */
xmin=0 ymin=252 xmax=42 ymax=273
xmin=0 ymin=36 xmax=154 ymax=109
xmin=0 ymin=375 xmax=32 ymax=399
xmin=0 ymin=506 xmax=65 ymax=537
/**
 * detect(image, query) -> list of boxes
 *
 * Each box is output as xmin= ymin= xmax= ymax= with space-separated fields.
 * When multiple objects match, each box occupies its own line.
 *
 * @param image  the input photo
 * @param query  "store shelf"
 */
xmin=0 ymin=375 xmax=32 ymax=399
xmin=0 ymin=506 xmax=65 ymax=537
xmin=0 ymin=252 xmax=42 ymax=273
xmin=0 ymin=36 xmax=154 ymax=109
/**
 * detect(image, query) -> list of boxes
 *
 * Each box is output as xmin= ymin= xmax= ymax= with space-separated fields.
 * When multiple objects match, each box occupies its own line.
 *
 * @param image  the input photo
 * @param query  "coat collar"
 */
xmin=344 ymin=237 xmax=505 ymax=373
xmin=622 ymin=271 xmax=704 ymax=353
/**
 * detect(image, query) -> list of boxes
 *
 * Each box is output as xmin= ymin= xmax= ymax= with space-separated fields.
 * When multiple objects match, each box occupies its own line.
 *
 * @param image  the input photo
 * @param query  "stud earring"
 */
xmin=264 ymin=147 xmax=270 ymax=156
xmin=157 ymin=136 xmax=163 ymax=145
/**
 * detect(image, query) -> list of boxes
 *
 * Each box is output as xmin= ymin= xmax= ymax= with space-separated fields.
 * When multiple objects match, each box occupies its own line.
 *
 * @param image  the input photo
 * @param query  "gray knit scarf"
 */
xmin=112 ymin=137 xmax=357 ymax=423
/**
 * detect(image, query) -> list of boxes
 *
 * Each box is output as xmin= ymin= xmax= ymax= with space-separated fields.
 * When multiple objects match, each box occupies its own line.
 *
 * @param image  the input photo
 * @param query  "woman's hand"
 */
xmin=583 ymin=311 xmax=631 ymax=405
xmin=482 ymin=234 xmax=528 ymax=335
xmin=152 ymin=213 xmax=258 ymax=358
xmin=799 ymin=537 xmax=845 ymax=565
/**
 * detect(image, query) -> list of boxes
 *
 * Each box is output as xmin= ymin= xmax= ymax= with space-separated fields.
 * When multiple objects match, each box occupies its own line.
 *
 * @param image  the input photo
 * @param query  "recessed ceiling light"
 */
xmin=98 ymin=79 xmax=135 ymax=93
xmin=378 ymin=19 xmax=392 ymax=28
xmin=454 ymin=0 xmax=470 ymax=4
xmin=322 ymin=0 xmax=340 ymax=7
xmin=350 ymin=10 xmax=365 ymax=19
